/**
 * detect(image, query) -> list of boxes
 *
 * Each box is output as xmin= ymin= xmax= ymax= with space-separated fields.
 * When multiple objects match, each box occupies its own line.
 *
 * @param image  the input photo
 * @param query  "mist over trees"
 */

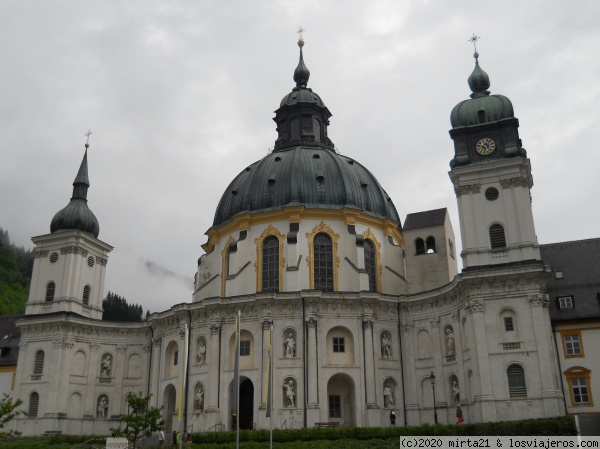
xmin=0 ymin=228 xmax=34 ymax=316
xmin=102 ymin=291 xmax=144 ymax=322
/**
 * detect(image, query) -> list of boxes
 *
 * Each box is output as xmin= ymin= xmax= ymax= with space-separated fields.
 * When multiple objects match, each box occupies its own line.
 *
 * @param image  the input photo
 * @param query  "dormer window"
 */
xmin=558 ymin=296 xmax=574 ymax=309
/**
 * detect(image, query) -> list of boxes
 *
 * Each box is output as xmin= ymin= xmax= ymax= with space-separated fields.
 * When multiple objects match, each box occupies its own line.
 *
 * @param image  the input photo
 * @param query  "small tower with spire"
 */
xmin=448 ymin=39 xmax=540 ymax=269
xmin=273 ymin=29 xmax=334 ymax=151
xmin=26 ymin=136 xmax=113 ymax=320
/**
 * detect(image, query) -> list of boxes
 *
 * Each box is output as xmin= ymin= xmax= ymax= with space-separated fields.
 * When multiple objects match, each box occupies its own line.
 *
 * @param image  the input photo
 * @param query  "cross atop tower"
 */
xmin=85 ymin=130 xmax=92 ymax=148
xmin=468 ymin=34 xmax=480 ymax=61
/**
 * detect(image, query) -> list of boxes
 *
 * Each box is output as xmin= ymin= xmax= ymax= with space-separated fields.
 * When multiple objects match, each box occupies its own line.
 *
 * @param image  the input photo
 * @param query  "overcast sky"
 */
xmin=1 ymin=1 xmax=599 ymax=314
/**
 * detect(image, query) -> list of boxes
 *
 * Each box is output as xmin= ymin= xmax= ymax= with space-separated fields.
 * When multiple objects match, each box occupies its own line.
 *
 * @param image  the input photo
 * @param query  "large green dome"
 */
xmin=212 ymin=147 xmax=400 ymax=227
xmin=212 ymin=40 xmax=401 ymax=228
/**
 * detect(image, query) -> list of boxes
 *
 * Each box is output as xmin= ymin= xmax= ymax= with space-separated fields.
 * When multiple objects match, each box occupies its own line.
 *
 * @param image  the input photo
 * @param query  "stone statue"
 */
xmin=98 ymin=396 xmax=108 ymax=418
xmin=197 ymin=340 xmax=206 ymax=364
xmin=452 ymin=380 xmax=460 ymax=405
xmin=195 ymin=387 xmax=204 ymax=412
xmin=381 ymin=334 xmax=391 ymax=359
xmin=285 ymin=334 xmax=296 ymax=358
xmin=101 ymin=355 xmax=111 ymax=377
xmin=446 ymin=328 xmax=455 ymax=356
xmin=283 ymin=380 xmax=295 ymax=408
xmin=383 ymin=384 xmax=394 ymax=408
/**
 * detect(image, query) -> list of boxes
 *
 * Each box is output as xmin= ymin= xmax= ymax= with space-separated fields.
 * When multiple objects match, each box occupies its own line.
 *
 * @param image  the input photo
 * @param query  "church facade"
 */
xmin=10 ymin=38 xmax=566 ymax=436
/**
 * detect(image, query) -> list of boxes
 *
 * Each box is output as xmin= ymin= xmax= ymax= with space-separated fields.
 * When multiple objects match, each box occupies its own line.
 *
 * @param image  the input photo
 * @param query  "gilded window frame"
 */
xmin=362 ymin=229 xmax=382 ymax=293
xmin=306 ymin=221 xmax=340 ymax=291
xmin=254 ymin=224 xmax=286 ymax=293
xmin=564 ymin=366 xmax=593 ymax=407
xmin=559 ymin=329 xmax=585 ymax=358
xmin=220 ymin=235 xmax=235 ymax=297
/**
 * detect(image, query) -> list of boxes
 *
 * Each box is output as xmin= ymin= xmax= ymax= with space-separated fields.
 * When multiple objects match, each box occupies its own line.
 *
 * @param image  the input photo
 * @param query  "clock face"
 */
xmin=476 ymin=137 xmax=496 ymax=155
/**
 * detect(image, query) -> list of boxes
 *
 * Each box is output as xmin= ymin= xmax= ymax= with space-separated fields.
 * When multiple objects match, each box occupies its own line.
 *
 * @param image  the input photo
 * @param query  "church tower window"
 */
xmin=415 ymin=238 xmax=425 ymax=255
xmin=426 ymin=237 xmax=436 ymax=253
xmin=489 ymin=224 xmax=506 ymax=249
xmin=313 ymin=232 xmax=333 ymax=291
xmin=364 ymin=239 xmax=377 ymax=292
xmin=33 ymin=350 xmax=45 ymax=378
xmin=262 ymin=236 xmax=280 ymax=292
xmin=83 ymin=285 xmax=91 ymax=305
xmin=507 ymin=364 xmax=526 ymax=398
xmin=28 ymin=392 xmax=39 ymax=418
xmin=45 ymin=282 xmax=55 ymax=302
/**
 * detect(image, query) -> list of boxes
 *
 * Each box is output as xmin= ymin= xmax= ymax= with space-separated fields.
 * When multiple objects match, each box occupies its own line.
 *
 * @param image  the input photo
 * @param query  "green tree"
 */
xmin=112 ymin=392 xmax=164 ymax=449
xmin=0 ymin=227 xmax=34 ymax=316
xmin=0 ymin=393 xmax=26 ymax=435
xmin=102 ymin=291 xmax=144 ymax=322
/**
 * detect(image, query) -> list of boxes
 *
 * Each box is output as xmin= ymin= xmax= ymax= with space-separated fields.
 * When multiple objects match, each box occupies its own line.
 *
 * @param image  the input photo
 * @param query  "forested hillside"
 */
xmin=0 ymin=227 xmax=145 ymax=320
xmin=102 ymin=291 xmax=144 ymax=322
xmin=0 ymin=228 xmax=34 ymax=315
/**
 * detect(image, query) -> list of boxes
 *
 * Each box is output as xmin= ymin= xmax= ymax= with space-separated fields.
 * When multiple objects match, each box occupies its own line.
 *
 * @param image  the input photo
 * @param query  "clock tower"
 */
xmin=448 ymin=50 xmax=540 ymax=269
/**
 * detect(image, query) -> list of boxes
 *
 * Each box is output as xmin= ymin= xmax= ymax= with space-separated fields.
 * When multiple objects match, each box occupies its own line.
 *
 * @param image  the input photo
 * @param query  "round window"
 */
xmin=87 ymin=256 xmax=95 ymax=268
xmin=50 ymin=252 xmax=59 ymax=263
xmin=485 ymin=187 xmax=499 ymax=201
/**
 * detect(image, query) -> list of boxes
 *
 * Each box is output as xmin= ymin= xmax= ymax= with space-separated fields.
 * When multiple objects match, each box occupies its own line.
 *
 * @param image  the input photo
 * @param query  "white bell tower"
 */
xmin=26 ymin=141 xmax=112 ymax=319
xmin=448 ymin=47 xmax=540 ymax=270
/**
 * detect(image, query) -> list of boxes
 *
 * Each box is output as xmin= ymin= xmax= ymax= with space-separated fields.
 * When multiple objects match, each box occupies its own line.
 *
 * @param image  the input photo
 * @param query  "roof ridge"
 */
xmin=541 ymin=237 xmax=600 ymax=247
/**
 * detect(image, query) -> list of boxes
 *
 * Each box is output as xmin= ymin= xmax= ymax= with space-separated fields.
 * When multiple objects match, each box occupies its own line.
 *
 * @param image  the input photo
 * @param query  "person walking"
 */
xmin=158 ymin=429 xmax=164 ymax=446
xmin=186 ymin=432 xmax=192 ymax=447
xmin=389 ymin=409 xmax=396 ymax=426
xmin=172 ymin=430 xmax=177 ymax=447
xmin=456 ymin=406 xmax=463 ymax=425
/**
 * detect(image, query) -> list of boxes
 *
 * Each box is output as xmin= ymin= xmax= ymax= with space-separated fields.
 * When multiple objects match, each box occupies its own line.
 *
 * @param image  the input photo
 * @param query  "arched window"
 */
xmin=313 ymin=118 xmax=321 ymax=142
xmin=507 ymin=364 xmax=526 ymax=398
xmin=313 ymin=233 xmax=333 ymax=291
xmin=364 ymin=239 xmax=377 ymax=292
xmin=478 ymin=110 xmax=486 ymax=123
xmin=46 ymin=282 xmax=55 ymax=301
xmin=34 ymin=350 xmax=45 ymax=375
xmin=415 ymin=238 xmax=425 ymax=255
xmin=83 ymin=285 xmax=91 ymax=305
xmin=426 ymin=237 xmax=436 ymax=253
xmin=261 ymin=235 xmax=279 ymax=292
xmin=29 ymin=392 xmax=39 ymax=417
xmin=490 ymin=224 xmax=506 ymax=249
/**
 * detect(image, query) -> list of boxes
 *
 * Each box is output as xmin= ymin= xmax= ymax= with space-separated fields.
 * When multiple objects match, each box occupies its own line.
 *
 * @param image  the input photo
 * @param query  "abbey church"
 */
xmin=10 ymin=35 xmax=592 ymax=436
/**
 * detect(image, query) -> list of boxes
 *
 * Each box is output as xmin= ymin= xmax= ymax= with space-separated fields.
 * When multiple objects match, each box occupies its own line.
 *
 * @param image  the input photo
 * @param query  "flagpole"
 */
xmin=235 ymin=310 xmax=241 ymax=449
xmin=178 ymin=323 xmax=189 ymax=449
xmin=269 ymin=323 xmax=273 ymax=449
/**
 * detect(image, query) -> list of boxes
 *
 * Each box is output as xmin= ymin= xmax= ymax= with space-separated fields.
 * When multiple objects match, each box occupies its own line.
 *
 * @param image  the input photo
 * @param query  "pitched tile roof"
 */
xmin=403 ymin=208 xmax=447 ymax=231
xmin=540 ymin=239 xmax=600 ymax=322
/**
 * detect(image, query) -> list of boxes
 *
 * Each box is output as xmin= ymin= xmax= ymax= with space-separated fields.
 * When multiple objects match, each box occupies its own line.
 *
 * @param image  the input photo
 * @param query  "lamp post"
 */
xmin=429 ymin=371 xmax=438 ymax=424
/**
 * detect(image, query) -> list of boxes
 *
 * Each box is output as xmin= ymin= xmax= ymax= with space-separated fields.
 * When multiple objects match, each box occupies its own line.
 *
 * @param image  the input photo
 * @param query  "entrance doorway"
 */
xmin=239 ymin=378 xmax=254 ymax=429
xmin=163 ymin=384 xmax=177 ymax=435
xmin=327 ymin=373 xmax=355 ymax=427
xmin=231 ymin=377 xmax=254 ymax=430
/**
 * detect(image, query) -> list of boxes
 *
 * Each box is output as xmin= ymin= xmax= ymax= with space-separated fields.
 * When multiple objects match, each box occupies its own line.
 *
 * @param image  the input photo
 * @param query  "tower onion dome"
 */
xmin=450 ymin=53 xmax=514 ymax=128
xmin=212 ymin=38 xmax=401 ymax=228
xmin=50 ymin=145 xmax=100 ymax=238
